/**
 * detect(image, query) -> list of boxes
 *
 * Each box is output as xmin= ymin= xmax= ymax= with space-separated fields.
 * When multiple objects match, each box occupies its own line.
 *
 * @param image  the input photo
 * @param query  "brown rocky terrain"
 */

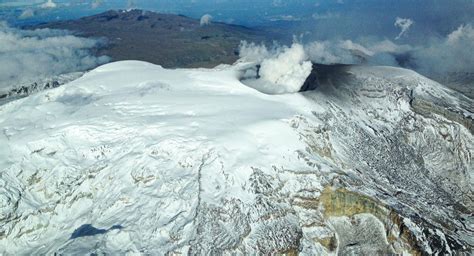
xmin=32 ymin=9 xmax=268 ymax=68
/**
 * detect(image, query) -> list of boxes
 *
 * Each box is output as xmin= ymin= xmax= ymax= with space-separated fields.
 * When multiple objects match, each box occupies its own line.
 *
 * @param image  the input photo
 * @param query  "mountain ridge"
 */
xmin=0 ymin=60 xmax=471 ymax=254
xmin=30 ymin=9 xmax=267 ymax=68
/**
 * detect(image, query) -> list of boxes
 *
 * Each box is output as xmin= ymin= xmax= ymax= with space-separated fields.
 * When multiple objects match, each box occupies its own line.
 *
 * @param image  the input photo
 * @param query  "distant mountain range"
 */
xmin=32 ymin=9 xmax=268 ymax=68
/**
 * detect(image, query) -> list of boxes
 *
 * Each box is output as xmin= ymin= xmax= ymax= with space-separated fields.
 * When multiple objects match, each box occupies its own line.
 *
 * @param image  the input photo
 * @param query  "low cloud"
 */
xmin=413 ymin=24 xmax=474 ymax=76
xmin=394 ymin=17 xmax=414 ymax=40
xmin=312 ymin=12 xmax=340 ymax=20
xmin=91 ymin=0 xmax=102 ymax=9
xmin=0 ymin=23 xmax=109 ymax=93
xmin=40 ymin=0 xmax=57 ymax=9
xmin=239 ymin=42 xmax=312 ymax=94
xmin=19 ymin=8 xmax=35 ymax=19
xmin=200 ymin=14 xmax=213 ymax=26
xmin=0 ymin=0 xmax=43 ymax=8
xmin=269 ymin=15 xmax=301 ymax=22
xmin=304 ymin=39 xmax=409 ymax=66
xmin=127 ymin=0 xmax=137 ymax=9
xmin=272 ymin=0 xmax=285 ymax=7
xmin=305 ymin=40 xmax=361 ymax=64
xmin=302 ymin=25 xmax=474 ymax=78
xmin=314 ymin=24 xmax=474 ymax=77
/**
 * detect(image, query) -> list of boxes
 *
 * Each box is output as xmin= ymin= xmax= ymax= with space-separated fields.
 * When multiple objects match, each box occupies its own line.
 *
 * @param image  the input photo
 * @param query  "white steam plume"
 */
xmin=200 ymin=14 xmax=213 ymax=26
xmin=305 ymin=41 xmax=362 ymax=64
xmin=40 ymin=0 xmax=56 ymax=9
xmin=394 ymin=17 xmax=413 ymax=40
xmin=239 ymin=42 xmax=312 ymax=94
xmin=127 ymin=0 xmax=136 ymax=9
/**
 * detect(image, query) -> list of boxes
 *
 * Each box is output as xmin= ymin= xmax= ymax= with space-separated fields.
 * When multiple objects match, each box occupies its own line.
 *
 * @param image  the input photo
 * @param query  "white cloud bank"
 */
xmin=306 ymin=25 xmax=474 ymax=77
xmin=414 ymin=24 xmax=474 ymax=75
xmin=91 ymin=0 xmax=102 ymax=9
xmin=0 ymin=23 xmax=109 ymax=93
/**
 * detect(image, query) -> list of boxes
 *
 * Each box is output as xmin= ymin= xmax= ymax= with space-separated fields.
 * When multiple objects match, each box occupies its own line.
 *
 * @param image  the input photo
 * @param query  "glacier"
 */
xmin=0 ymin=61 xmax=472 ymax=255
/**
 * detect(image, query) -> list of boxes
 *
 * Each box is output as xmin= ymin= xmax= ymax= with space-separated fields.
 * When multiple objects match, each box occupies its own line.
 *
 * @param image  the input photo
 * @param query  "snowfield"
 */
xmin=0 ymin=61 xmax=472 ymax=255
xmin=0 ymin=61 xmax=320 ymax=254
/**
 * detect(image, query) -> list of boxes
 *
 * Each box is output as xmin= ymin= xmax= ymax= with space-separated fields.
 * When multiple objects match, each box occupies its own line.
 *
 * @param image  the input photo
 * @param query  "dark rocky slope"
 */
xmin=32 ymin=9 xmax=267 ymax=68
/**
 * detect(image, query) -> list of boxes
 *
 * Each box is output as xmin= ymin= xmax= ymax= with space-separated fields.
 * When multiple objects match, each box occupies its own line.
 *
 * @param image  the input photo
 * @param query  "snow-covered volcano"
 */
xmin=0 ymin=61 xmax=472 ymax=255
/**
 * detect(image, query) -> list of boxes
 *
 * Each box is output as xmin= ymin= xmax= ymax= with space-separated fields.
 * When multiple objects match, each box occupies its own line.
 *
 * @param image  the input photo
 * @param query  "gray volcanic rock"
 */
xmin=298 ymin=64 xmax=473 ymax=254
xmin=0 ymin=72 xmax=83 ymax=106
xmin=437 ymin=72 xmax=474 ymax=99
xmin=32 ymin=9 xmax=266 ymax=68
